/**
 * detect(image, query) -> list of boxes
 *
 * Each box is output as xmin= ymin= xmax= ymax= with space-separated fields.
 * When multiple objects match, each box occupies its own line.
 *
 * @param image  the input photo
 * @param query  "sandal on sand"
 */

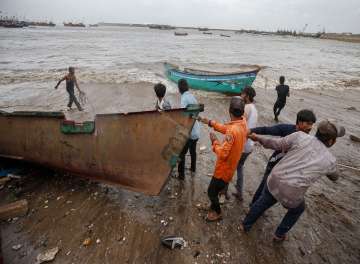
xmin=273 ymin=234 xmax=287 ymax=242
xmin=206 ymin=211 xmax=222 ymax=222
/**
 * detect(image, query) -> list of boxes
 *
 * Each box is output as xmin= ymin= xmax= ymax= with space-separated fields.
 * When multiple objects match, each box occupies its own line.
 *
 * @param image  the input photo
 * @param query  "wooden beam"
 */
xmin=0 ymin=199 xmax=28 ymax=220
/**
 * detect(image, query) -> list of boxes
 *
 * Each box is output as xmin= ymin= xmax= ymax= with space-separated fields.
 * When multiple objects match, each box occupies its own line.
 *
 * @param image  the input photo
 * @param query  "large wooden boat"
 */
xmin=0 ymin=105 xmax=203 ymax=195
xmin=165 ymin=62 xmax=260 ymax=94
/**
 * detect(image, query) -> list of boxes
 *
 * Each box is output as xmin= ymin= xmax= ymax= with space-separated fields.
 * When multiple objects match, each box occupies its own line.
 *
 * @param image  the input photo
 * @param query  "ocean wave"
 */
xmin=0 ymin=62 xmax=359 ymax=92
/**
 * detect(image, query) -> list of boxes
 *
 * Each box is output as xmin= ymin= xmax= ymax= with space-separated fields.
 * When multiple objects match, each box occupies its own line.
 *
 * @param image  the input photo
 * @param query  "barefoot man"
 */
xmin=55 ymin=67 xmax=84 ymax=111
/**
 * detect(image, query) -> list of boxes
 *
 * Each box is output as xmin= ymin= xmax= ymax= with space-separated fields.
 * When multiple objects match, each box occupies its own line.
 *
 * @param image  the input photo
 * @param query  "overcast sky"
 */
xmin=1 ymin=0 xmax=360 ymax=33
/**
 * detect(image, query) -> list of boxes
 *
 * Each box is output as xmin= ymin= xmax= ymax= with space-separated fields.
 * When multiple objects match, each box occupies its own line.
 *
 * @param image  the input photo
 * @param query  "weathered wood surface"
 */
xmin=0 ymin=199 xmax=28 ymax=220
xmin=0 ymin=107 xmax=203 ymax=195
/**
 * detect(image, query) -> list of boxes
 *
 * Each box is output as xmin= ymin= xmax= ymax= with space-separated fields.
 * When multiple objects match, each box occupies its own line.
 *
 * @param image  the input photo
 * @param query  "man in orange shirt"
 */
xmin=198 ymin=97 xmax=248 ymax=221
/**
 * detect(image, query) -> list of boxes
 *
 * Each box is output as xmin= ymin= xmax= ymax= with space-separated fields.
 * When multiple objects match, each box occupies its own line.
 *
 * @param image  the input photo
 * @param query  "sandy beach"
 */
xmin=1 ymin=81 xmax=359 ymax=264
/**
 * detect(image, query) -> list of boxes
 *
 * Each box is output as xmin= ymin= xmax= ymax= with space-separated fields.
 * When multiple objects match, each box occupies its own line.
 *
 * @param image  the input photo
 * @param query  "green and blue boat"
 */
xmin=165 ymin=62 xmax=261 ymax=94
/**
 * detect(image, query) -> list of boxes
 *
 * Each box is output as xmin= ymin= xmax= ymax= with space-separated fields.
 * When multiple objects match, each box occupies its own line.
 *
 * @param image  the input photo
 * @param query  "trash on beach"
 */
xmin=83 ymin=238 xmax=92 ymax=246
xmin=161 ymin=236 xmax=187 ymax=249
xmin=0 ymin=168 xmax=23 ymax=177
xmin=350 ymin=134 xmax=360 ymax=143
xmin=7 ymin=174 xmax=22 ymax=179
xmin=160 ymin=219 xmax=168 ymax=226
xmin=344 ymin=106 xmax=357 ymax=111
xmin=12 ymin=244 xmax=22 ymax=251
xmin=35 ymin=247 xmax=59 ymax=264
xmin=200 ymin=145 xmax=207 ymax=152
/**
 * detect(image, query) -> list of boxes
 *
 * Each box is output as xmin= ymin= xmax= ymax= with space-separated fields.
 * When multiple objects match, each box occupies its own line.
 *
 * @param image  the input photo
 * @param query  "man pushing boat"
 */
xmin=55 ymin=66 xmax=84 ymax=111
xmin=197 ymin=97 xmax=248 ymax=221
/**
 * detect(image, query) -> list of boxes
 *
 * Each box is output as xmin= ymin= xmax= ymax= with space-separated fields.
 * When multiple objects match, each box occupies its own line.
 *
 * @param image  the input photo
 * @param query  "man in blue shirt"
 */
xmin=178 ymin=79 xmax=200 ymax=180
xmin=250 ymin=109 xmax=316 ymax=205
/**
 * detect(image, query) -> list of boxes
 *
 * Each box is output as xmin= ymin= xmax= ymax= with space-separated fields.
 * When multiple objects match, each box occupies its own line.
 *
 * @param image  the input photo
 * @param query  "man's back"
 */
xmin=266 ymin=131 xmax=336 ymax=208
xmin=276 ymin=84 xmax=289 ymax=103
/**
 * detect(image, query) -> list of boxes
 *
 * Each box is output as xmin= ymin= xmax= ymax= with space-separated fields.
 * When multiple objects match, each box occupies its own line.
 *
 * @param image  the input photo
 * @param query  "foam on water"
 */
xmin=1 ymin=26 xmax=360 ymax=96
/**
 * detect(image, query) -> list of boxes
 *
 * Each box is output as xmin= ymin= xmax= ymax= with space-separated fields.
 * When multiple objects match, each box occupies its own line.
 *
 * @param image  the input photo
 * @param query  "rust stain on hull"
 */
xmin=0 ymin=106 xmax=203 ymax=195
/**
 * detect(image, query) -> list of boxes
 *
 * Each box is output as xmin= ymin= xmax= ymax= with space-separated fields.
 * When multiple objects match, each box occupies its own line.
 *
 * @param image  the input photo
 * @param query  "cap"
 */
xmin=317 ymin=120 xmax=345 ymax=139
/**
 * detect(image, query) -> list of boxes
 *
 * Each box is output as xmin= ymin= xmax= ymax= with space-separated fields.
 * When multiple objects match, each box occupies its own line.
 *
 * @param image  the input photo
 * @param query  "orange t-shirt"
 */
xmin=210 ymin=119 xmax=248 ymax=183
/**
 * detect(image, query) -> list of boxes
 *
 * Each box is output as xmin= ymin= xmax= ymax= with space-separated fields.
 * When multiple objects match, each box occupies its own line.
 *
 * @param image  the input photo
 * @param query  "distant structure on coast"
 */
xmin=28 ymin=21 xmax=55 ymax=27
xmin=0 ymin=15 xmax=56 ymax=28
xmin=174 ymin=32 xmax=188 ymax=36
xmin=148 ymin=24 xmax=176 ymax=30
xmin=198 ymin=27 xmax=209 ymax=31
xmin=63 ymin=22 xmax=86 ymax=27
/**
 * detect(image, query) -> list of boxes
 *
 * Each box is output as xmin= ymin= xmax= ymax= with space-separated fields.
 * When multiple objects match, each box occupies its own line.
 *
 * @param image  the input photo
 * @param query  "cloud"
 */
xmin=0 ymin=0 xmax=359 ymax=33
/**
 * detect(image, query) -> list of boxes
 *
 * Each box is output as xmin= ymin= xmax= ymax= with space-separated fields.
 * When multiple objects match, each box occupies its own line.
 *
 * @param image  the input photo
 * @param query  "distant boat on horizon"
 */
xmin=89 ymin=24 xmax=98 ymax=27
xmin=29 ymin=21 xmax=55 ymax=27
xmin=203 ymin=32 xmax=213 ymax=35
xmin=174 ymin=32 xmax=188 ymax=36
xmin=220 ymin=34 xmax=231 ymax=37
xmin=63 ymin=22 xmax=86 ymax=27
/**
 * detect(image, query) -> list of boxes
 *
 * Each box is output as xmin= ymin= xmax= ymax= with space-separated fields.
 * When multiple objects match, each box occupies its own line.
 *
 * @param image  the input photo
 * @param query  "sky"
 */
xmin=1 ymin=0 xmax=360 ymax=33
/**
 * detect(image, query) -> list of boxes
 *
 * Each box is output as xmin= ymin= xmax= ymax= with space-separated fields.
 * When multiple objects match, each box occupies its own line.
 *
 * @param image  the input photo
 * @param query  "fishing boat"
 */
xmin=220 ymin=34 xmax=231 ymax=37
xmin=174 ymin=32 xmax=188 ymax=36
xmin=203 ymin=32 xmax=213 ymax=35
xmin=63 ymin=22 xmax=86 ymax=27
xmin=0 ymin=105 xmax=203 ymax=195
xmin=165 ymin=62 xmax=261 ymax=94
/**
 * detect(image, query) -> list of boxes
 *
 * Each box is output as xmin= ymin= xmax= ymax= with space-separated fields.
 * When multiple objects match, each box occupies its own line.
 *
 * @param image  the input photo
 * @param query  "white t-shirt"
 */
xmin=244 ymin=103 xmax=258 ymax=153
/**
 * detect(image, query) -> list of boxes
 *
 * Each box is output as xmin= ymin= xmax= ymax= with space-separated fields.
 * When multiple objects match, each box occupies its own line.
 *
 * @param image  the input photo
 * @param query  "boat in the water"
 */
xmin=165 ymin=62 xmax=260 ymax=94
xmin=63 ymin=22 xmax=86 ymax=27
xmin=220 ymin=34 xmax=231 ymax=37
xmin=203 ymin=32 xmax=213 ymax=35
xmin=0 ymin=105 xmax=203 ymax=195
xmin=174 ymin=32 xmax=188 ymax=36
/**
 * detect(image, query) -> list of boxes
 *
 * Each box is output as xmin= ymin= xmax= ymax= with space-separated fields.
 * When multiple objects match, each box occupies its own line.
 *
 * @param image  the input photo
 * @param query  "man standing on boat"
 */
xmin=55 ymin=67 xmax=84 ymax=111
xmin=177 ymin=79 xmax=200 ymax=179
xmin=273 ymin=76 xmax=289 ymax=121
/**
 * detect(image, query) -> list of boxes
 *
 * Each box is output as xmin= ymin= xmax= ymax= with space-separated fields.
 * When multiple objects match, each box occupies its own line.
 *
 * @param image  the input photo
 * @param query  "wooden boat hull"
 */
xmin=165 ymin=63 xmax=260 ymax=94
xmin=0 ymin=105 xmax=203 ymax=195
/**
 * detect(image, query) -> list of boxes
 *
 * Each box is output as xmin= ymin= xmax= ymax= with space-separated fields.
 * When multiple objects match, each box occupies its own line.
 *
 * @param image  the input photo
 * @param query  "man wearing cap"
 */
xmin=241 ymin=120 xmax=345 ymax=241
xmin=198 ymin=97 xmax=248 ymax=221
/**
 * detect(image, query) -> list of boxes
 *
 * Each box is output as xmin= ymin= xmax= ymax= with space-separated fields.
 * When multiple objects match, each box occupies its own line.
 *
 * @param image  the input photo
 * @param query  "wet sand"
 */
xmin=1 ymin=82 xmax=360 ymax=264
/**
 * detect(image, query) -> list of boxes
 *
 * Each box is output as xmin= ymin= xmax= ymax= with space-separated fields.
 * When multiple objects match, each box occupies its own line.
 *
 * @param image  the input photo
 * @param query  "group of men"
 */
xmin=166 ymin=79 xmax=344 ymax=242
xmin=57 ymin=67 xmax=345 ymax=242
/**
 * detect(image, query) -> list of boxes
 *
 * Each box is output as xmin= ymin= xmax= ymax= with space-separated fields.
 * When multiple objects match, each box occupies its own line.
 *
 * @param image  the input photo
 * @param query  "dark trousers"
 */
xmin=222 ymin=152 xmax=250 ymax=196
xmin=208 ymin=177 xmax=227 ymax=214
xmin=273 ymin=100 xmax=285 ymax=118
xmin=243 ymin=184 xmax=305 ymax=237
xmin=67 ymin=87 xmax=82 ymax=110
xmin=250 ymin=162 xmax=274 ymax=206
xmin=178 ymin=138 xmax=198 ymax=179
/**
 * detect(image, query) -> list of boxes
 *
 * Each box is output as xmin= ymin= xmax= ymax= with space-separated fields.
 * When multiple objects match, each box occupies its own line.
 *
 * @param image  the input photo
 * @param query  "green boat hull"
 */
xmin=165 ymin=63 xmax=260 ymax=94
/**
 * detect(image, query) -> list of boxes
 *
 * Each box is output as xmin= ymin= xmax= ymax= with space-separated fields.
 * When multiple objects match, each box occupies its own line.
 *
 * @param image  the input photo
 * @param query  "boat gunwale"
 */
xmin=0 ymin=105 xmax=204 ymax=119
xmin=165 ymin=62 xmax=261 ymax=78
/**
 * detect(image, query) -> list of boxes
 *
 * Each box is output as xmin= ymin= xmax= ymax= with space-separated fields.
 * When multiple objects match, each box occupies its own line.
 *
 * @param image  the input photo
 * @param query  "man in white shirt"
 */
xmin=177 ymin=79 xmax=200 ymax=180
xmin=233 ymin=86 xmax=258 ymax=201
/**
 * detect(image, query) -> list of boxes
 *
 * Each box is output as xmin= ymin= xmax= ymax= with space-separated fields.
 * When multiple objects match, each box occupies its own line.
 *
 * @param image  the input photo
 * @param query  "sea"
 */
xmin=1 ymin=26 xmax=360 ymax=97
